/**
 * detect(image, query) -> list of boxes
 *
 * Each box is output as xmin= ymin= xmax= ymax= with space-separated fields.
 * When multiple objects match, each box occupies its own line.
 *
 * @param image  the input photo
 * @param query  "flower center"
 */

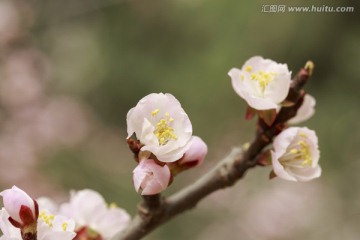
xmin=245 ymin=65 xmax=277 ymax=94
xmin=286 ymin=133 xmax=312 ymax=167
xmin=39 ymin=210 xmax=54 ymax=227
xmin=151 ymin=109 xmax=177 ymax=145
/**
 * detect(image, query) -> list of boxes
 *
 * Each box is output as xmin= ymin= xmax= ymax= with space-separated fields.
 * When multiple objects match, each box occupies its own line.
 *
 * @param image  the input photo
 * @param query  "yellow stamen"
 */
xmin=153 ymin=111 xmax=177 ymax=145
xmin=62 ymin=222 xmax=68 ymax=231
xmin=298 ymin=140 xmax=313 ymax=167
xmin=299 ymin=132 xmax=308 ymax=138
xmin=248 ymin=68 xmax=277 ymax=94
xmin=290 ymin=148 xmax=298 ymax=154
xmin=151 ymin=109 xmax=160 ymax=117
xmin=245 ymin=66 xmax=252 ymax=72
xmin=109 ymin=202 xmax=118 ymax=209
xmin=39 ymin=210 xmax=54 ymax=227
xmin=282 ymin=137 xmax=313 ymax=167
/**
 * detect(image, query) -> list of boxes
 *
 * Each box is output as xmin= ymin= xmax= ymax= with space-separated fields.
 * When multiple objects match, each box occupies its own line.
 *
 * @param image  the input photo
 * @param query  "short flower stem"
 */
xmin=21 ymin=222 xmax=38 ymax=240
xmin=141 ymin=194 xmax=162 ymax=211
xmin=21 ymin=232 xmax=37 ymax=240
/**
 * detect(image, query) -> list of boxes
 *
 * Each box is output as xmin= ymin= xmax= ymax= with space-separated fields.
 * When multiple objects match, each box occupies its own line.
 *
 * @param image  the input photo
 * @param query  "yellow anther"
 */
xmin=109 ymin=202 xmax=118 ymax=209
xmin=165 ymin=112 xmax=169 ymax=117
xmin=301 ymin=158 xmax=312 ymax=167
xmin=299 ymin=132 xmax=308 ymax=138
xmin=245 ymin=66 xmax=252 ymax=72
xmin=290 ymin=148 xmax=298 ymax=154
xmin=296 ymin=140 xmax=313 ymax=167
xmin=250 ymin=70 xmax=277 ymax=94
xmin=39 ymin=210 xmax=54 ymax=227
xmin=298 ymin=140 xmax=306 ymax=146
xmin=151 ymin=109 xmax=160 ymax=117
xmin=62 ymin=222 xmax=68 ymax=231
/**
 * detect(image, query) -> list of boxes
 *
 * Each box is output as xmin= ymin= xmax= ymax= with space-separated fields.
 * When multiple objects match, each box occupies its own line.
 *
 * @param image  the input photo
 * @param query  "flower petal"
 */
xmin=0 ymin=186 xmax=35 ymax=224
xmin=91 ymin=208 xmax=130 ymax=238
xmin=288 ymin=94 xmax=316 ymax=124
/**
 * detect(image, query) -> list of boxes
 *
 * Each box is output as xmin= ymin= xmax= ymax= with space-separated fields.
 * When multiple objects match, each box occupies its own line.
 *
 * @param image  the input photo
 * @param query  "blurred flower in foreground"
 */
xmin=228 ymin=56 xmax=291 ymax=111
xmin=0 ymin=0 xmax=34 ymax=46
xmin=0 ymin=186 xmax=76 ymax=240
xmin=0 ymin=134 xmax=37 ymax=182
xmin=59 ymin=189 xmax=130 ymax=239
xmin=0 ymin=186 xmax=37 ymax=228
xmin=271 ymin=127 xmax=321 ymax=181
xmin=133 ymin=159 xmax=171 ymax=195
xmin=34 ymin=96 xmax=91 ymax=148
xmin=127 ymin=93 xmax=192 ymax=162
xmin=0 ymin=50 xmax=49 ymax=109
xmin=200 ymin=181 xmax=329 ymax=240
xmin=288 ymin=94 xmax=316 ymax=124
xmin=0 ymin=0 xmax=21 ymax=45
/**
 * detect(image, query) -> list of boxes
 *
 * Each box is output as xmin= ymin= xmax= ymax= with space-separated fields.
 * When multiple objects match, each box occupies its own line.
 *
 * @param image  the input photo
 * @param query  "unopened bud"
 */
xmin=133 ymin=159 xmax=171 ymax=195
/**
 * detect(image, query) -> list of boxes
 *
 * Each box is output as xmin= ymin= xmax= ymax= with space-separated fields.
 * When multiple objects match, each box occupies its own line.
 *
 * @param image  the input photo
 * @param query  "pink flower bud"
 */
xmin=133 ymin=159 xmax=171 ymax=195
xmin=0 ymin=186 xmax=38 ymax=228
xmin=179 ymin=136 xmax=208 ymax=167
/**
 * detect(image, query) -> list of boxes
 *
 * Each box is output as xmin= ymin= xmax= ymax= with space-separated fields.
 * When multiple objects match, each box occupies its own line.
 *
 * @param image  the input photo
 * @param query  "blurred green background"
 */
xmin=1 ymin=0 xmax=359 ymax=239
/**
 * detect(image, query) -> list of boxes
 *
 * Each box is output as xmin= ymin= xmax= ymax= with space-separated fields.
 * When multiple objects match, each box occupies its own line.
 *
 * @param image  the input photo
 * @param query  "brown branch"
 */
xmin=115 ymin=62 xmax=314 ymax=240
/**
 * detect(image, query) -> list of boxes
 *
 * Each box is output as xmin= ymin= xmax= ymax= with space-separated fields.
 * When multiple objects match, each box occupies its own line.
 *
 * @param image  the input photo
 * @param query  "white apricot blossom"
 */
xmin=228 ymin=56 xmax=291 ymax=110
xmin=127 ymin=93 xmax=192 ymax=162
xmin=59 ymin=189 xmax=130 ymax=239
xmin=271 ymin=127 xmax=321 ymax=182
xmin=288 ymin=94 xmax=316 ymax=124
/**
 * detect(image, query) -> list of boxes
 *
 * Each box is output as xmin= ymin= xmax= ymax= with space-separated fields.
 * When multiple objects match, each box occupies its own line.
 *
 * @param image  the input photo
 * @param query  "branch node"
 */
xmin=219 ymin=164 xmax=231 ymax=186
xmin=137 ymin=203 xmax=150 ymax=217
xmin=260 ymin=133 xmax=270 ymax=143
